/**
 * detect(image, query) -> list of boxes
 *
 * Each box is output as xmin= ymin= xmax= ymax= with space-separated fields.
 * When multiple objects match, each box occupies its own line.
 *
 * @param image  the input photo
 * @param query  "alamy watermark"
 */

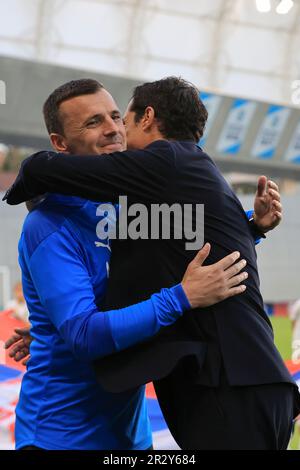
xmin=291 ymin=80 xmax=300 ymax=106
xmin=95 ymin=196 xmax=204 ymax=250
xmin=0 ymin=80 xmax=6 ymax=104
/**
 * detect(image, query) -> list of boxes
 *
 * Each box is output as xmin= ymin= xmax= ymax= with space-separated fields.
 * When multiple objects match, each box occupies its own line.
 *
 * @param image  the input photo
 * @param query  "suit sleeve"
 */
xmin=5 ymin=144 xmax=175 ymax=205
xmin=26 ymin=227 xmax=190 ymax=361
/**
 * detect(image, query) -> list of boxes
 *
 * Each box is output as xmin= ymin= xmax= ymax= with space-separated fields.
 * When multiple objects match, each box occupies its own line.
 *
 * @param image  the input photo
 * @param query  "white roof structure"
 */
xmin=0 ymin=0 xmax=299 ymax=105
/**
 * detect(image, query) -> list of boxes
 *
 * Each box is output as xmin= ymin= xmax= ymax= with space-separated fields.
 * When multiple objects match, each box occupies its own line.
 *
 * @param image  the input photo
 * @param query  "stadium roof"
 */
xmin=0 ymin=0 xmax=299 ymax=105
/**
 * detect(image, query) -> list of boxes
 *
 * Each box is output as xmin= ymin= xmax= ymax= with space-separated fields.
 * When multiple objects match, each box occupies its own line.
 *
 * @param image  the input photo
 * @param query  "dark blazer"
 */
xmin=5 ymin=140 xmax=299 ymax=446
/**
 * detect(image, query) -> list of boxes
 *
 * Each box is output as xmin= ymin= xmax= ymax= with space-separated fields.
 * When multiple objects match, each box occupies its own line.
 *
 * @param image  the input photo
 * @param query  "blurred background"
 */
xmin=0 ymin=0 xmax=300 ymax=450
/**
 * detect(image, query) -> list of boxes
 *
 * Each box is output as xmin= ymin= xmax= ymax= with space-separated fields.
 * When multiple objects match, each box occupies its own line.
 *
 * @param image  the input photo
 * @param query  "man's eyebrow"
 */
xmin=111 ymin=109 xmax=121 ymax=116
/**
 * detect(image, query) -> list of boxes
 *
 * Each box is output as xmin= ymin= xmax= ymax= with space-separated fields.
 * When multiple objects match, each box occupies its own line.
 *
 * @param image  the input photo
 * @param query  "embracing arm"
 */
xmin=10 ymin=234 xmax=247 ymax=362
xmin=22 ymin=228 xmax=185 ymax=361
xmin=4 ymin=148 xmax=282 ymax=237
xmin=3 ymin=145 xmax=173 ymax=205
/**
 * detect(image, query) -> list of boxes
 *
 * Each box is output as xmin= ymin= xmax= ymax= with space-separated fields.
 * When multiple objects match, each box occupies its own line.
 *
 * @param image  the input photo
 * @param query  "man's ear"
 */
xmin=141 ymin=106 xmax=155 ymax=131
xmin=50 ymin=133 xmax=69 ymax=153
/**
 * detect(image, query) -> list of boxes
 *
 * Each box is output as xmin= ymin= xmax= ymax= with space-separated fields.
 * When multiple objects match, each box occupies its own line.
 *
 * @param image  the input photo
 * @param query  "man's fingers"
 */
xmin=217 ymin=251 xmax=241 ymax=271
xmin=8 ymin=340 xmax=26 ymax=357
xmin=267 ymin=180 xmax=279 ymax=192
xmin=191 ymin=243 xmax=211 ymax=266
xmin=270 ymin=212 xmax=282 ymax=226
xmin=22 ymin=356 xmax=30 ymax=366
xmin=15 ymin=350 xmax=27 ymax=362
xmin=226 ymin=285 xmax=247 ymax=298
xmin=268 ymin=188 xmax=281 ymax=202
xmin=5 ymin=327 xmax=31 ymax=349
xmin=269 ymin=201 xmax=282 ymax=222
xmin=227 ymin=271 xmax=248 ymax=288
xmin=272 ymin=200 xmax=282 ymax=211
xmin=225 ymin=259 xmax=247 ymax=280
xmin=8 ymin=347 xmax=22 ymax=358
xmin=4 ymin=334 xmax=22 ymax=349
xmin=14 ymin=327 xmax=30 ymax=336
xmin=256 ymin=175 xmax=267 ymax=197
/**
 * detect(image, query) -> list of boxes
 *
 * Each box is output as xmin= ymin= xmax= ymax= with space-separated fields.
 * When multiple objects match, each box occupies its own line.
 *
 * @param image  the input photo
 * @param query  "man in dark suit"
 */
xmin=4 ymin=77 xmax=299 ymax=449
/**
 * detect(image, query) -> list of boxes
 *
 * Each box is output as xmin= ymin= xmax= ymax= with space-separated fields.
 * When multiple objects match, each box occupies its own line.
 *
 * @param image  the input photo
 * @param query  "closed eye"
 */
xmin=112 ymin=113 xmax=122 ymax=121
xmin=87 ymin=116 xmax=101 ymax=127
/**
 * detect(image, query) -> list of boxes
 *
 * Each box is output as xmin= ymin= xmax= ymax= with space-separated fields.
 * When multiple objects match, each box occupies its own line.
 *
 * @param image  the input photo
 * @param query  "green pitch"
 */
xmin=270 ymin=316 xmax=299 ymax=450
xmin=271 ymin=316 xmax=292 ymax=361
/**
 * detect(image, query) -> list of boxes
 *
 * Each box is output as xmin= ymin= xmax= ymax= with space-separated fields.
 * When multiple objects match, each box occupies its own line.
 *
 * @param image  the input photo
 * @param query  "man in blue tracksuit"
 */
xmin=13 ymin=79 xmax=254 ymax=450
xmin=18 ymin=194 xmax=152 ymax=450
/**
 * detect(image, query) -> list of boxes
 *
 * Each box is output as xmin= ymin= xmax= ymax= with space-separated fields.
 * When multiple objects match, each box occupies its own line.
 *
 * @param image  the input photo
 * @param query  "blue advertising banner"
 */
xmin=199 ymin=92 xmax=222 ymax=146
xmin=252 ymin=105 xmax=290 ymax=159
xmin=285 ymin=120 xmax=300 ymax=164
xmin=217 ymin=99 xmax=256 ymax=154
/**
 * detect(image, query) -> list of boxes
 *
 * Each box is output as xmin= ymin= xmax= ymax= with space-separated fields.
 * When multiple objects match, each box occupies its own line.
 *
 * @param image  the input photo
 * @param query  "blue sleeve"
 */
xmin=27 ymin=228 xmax=191 ymax=361
xmin=245 ymin=209 xmax=264 ymax=245
xmin=245 ymin=210 xmax=254 ymax=220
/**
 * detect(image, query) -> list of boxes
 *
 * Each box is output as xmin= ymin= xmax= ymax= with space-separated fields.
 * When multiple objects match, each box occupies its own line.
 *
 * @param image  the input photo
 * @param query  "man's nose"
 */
xmin=103 ymin=117 xmax=119 ymax=136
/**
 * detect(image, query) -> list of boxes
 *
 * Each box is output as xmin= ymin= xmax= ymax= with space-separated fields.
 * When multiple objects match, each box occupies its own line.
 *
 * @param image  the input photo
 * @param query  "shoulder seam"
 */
xmin=24 ymin=223 xmax=73 ymax=262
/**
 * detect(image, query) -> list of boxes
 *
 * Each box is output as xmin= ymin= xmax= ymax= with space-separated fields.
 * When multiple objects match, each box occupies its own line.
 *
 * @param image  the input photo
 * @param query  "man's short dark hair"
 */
xmin=130 ymin=77 xmax=208 ymax=142
xmin=43 ymin=79 xmax=104 ymax=135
